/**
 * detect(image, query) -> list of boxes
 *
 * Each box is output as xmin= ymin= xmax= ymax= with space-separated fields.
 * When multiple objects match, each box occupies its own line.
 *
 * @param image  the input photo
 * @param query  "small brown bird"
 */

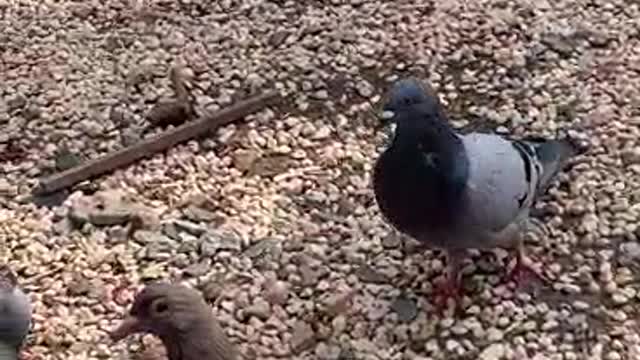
xmin=110 ymin=282 xmax=240 ymax=360
xmin=0 ymin=265 xmax=32 ymax=360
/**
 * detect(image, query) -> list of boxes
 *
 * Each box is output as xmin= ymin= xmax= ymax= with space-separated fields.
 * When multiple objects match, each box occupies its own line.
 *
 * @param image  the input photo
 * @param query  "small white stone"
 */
xmin=445 ymin=339 xmax=460 ymax=352
xmin=479 ymin=343 xmax=505 ymax=360
xmin=605 ymin=351 xmax=622 ymax=360
xmin=487 ymin=327 xmax=504 ymax=342
xmin=541 ymin=320 xmax=559 ymax=331
xmin=611 ymin=292 xmax=629 ymax=305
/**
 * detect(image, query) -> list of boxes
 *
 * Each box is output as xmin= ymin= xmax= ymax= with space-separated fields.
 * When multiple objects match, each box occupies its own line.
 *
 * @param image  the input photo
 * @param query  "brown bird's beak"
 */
xmin=110 ymin=315 xmax=143 ymax=341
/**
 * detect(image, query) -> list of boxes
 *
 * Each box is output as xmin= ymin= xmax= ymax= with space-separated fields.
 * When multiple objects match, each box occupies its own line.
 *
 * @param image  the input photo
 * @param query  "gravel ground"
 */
xmin=2 ymin=0 xmax=640 ymax=359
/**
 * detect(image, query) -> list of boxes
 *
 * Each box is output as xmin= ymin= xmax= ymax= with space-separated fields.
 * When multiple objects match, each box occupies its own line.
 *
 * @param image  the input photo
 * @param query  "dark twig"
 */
xmin=32 ymin=90 xmax=281 ymax=196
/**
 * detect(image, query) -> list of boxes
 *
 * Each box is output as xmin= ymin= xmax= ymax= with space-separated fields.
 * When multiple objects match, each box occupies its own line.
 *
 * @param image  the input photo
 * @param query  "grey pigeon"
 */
xmin=373 ymin=77 xmax=582 ymax=307
xmin=0 ymin=265 xmax=32 ymax=360
xmin=110 ymin=282 xmax=240 ymax=360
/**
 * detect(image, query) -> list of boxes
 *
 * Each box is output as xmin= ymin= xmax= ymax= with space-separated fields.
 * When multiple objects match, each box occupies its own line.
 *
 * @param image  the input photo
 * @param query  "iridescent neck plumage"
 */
xmin=389 ymin=104 xmax=469 ymax=189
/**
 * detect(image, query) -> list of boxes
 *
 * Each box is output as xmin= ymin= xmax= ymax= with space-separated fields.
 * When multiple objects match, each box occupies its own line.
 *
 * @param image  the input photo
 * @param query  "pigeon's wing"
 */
xmin=460 ymin=133 xmax=540 ymax=232
xmin=521 ymin=137 xmax=580 ymax=195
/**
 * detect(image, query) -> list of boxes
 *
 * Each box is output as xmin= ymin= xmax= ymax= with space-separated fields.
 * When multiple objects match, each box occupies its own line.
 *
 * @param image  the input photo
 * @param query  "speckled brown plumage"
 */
xmin=110 ymin=282 xmax=240 ymax=360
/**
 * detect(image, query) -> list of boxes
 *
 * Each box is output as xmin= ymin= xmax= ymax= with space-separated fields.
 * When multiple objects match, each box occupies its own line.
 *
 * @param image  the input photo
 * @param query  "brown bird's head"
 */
xmin=110 ymin=282 xmax=208 ymax=341
xmin=110 ymin=282 xmax=240 ymax=360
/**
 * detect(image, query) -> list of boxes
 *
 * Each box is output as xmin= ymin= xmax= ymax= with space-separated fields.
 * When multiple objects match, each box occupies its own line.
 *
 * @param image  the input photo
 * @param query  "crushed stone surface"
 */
xmin=2 ymin=0 xmax=640 ymax=359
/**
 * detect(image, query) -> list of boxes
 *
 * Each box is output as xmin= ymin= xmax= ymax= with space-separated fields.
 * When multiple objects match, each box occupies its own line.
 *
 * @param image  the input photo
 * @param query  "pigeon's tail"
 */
xmin=525 ymin=137 xmax=582 ymax=195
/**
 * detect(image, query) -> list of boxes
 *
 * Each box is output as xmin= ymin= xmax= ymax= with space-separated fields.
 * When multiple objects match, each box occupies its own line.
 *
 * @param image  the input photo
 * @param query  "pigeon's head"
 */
xmin=110 ymin=283 xmax=208 ymax=342
xmin=375 ymin=77 xmax=449 ymax=140
xmin=380 ymin=78 xmax=442 ymax=120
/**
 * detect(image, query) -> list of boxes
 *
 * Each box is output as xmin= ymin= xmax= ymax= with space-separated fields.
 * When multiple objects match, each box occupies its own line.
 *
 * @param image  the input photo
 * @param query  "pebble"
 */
xmin=68 ymin=191 xmax=134 ymax=227
xmin=445 ymin=339 xmax=460 ymax=352
xmin=290 ymin=321 xmax=316 ymax=354
xmin=312 ymin=90 xmax=329 ymax=100
xmin=479 ymin=343 xmax=506 ymax=360
xmin=486 ymin=328 xmax=504 ymax=342
xmin=611 ymin=290 xmax=632 ymax=305
xmin=232 ymin=149 xmax=259 ymax=172
xmin=312 ymin=125 xmax=332 ymax=140
xmin=183 ymin=260 xmax=210 ymax=277
xmin=390 ymin=295 xmax=418 ymax=323
xmin=200 ymin=230 xmax=243 ymax=254
xmin=0 ymin=179 xmax=16 ymax=197
xmin=144 ymin=237 xmax=177 ymax=261
xmin=7 ymin=94 xmax=27 ymax=112
xmin=605 ymin=351 xmax=622 ymax=360
xmin=4 ymin=1 xmax=640 ymax=359
xmin=315 ymin=342 xmax=341 ymax=360
xmin=355 ymin=80 xmax=375 ymax=98
xmin=264 ymin=279 xmax=289 ymax=306
xmin=332 ymin=315 xmax=347 ymax=335
xmin=184 ymin=206 xmax=218 ymax=222
xmin=620 ymin=241 xmax=640 ymax=260
xmin=173 ymin=219 xmax=207 ymax=236
xmin=243 ymin=298 xmax=272 ymax=321
xmin=573 ymin=301 xmax=590 ymax=310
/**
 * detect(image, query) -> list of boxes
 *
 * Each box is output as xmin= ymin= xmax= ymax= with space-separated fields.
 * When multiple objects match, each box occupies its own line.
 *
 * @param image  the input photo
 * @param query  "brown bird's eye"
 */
xmin=150 ymin=299 xmax=169 ymax=315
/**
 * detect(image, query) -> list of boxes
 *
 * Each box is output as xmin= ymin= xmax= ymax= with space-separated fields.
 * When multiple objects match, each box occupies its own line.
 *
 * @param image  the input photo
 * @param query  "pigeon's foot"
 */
xmin=432 ymin=250 xmax=465 ymax=312
xmin=433 ymin=276 xmax=462 ymax=311
xmin=504 ymin=254 xmax=547 ymax=287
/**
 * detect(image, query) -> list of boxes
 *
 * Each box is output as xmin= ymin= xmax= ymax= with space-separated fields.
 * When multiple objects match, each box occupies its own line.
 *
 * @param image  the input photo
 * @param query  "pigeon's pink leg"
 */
xmin=433 ymin=250 xmax=464 ymax=311
xmin=504 ymin=241 xmax=547 ymax=286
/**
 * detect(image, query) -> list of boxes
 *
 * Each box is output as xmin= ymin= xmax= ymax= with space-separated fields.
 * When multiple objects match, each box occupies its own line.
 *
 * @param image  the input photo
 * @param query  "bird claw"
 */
xmin=504 ymin=255 xmax=547 ymax=287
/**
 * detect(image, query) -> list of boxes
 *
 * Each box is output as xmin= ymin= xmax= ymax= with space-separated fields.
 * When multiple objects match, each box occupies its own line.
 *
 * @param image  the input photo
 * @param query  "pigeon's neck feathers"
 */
xmin=160 ymin=310 xmax=239 ymax=360
xmin=374 ymin=103 xmax=470 ymax=236
xmin=391 ymin=104 xmax=469 ymax=187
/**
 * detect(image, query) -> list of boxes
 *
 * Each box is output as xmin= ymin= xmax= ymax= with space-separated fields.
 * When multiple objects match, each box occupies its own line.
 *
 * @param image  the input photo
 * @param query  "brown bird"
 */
xmin=110 ymin=282 xmax=240 ymax=360
xmin=0 ymin=265 xmax=32 ymax=360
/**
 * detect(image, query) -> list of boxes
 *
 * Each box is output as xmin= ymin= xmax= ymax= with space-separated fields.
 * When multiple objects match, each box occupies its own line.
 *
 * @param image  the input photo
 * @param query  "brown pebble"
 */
xmin=146 ymin=100 xmax=193 ymax=128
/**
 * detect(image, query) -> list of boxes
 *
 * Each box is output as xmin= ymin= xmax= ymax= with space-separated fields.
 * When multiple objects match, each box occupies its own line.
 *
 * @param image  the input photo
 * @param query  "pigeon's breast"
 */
xmin=373 ymin=147 xmax=467 ymax=242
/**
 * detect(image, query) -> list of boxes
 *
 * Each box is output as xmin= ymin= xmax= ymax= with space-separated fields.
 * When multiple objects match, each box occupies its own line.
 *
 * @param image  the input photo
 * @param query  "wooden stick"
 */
xmin=33 ymin=90 xmax=281 ymax=195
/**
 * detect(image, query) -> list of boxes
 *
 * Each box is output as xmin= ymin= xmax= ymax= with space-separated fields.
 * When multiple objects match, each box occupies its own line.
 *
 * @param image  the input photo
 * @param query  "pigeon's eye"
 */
xmin=150 ymin=299 xmax=170 ymax=316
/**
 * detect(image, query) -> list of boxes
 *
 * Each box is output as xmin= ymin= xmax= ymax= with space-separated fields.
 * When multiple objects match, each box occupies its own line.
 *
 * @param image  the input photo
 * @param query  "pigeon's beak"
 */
xmin=110 ymin=315 xmax=143 ymax=341
xmin=375 ymin=110 xmax=395 ymax=131
xmin=380 ymin=110 xmax=395 ymax=121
